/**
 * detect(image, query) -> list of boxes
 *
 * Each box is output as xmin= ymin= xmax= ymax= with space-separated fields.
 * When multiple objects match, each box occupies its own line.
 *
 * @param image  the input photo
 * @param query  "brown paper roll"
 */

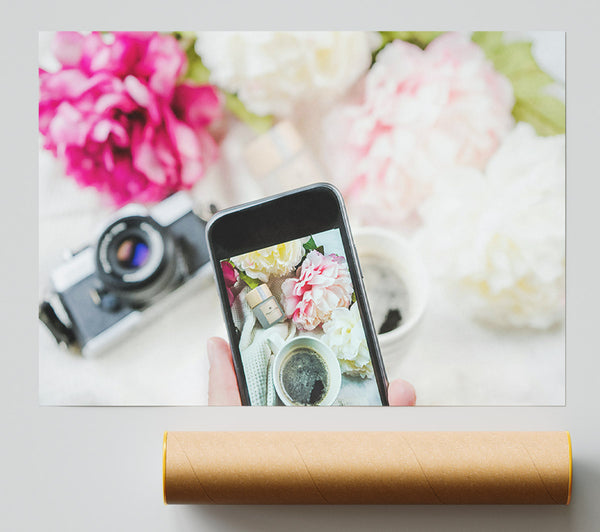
xmin=163 ymin=431 xmax=572 ymax=505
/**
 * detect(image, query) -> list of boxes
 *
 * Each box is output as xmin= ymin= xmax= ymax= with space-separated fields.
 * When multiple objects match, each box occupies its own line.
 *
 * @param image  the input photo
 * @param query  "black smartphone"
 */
xmin=206 ymin=183 xmax=389 ymax=406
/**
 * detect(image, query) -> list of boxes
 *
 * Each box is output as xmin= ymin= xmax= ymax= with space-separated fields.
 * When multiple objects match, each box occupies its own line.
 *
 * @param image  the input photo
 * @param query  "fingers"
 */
xmin=207 ymin=337 xmax=242 ymax=406
xmin=207 ymin=336 xmax=415 ymax=407
xmin=388 ymin=378 xmax=417 ymax=406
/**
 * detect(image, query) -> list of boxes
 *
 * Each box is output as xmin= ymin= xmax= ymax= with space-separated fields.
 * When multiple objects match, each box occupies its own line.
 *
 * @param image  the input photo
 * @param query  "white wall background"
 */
xmin=2 ymin=2 xmax=598 ymax=531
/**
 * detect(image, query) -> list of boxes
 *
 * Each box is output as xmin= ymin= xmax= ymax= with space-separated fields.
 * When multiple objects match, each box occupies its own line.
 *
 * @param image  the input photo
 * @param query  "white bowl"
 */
xmin=271 ymin=336 xmax=341 ymax=406
xmin=353 ymin=227 xmax=428 ymax=376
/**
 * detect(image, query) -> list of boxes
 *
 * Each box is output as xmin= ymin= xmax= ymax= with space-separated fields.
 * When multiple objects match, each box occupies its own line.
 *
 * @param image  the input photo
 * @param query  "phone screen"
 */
xmin=220 ymin=227 xmax=384 ymax=406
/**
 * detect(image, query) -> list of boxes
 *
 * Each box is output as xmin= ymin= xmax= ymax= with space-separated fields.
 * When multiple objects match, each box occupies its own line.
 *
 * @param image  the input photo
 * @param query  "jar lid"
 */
xmin=245 ymin=284 xmax=274 ymax=309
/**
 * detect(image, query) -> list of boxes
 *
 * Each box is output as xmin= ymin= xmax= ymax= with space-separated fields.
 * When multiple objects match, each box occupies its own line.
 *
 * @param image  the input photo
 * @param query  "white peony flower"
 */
xmin=231 ymin=239 xmax=305 ymax=282
xmin=324 ymin=32 xmax=515 ymax=229
xmin=323 ymin=303 xmax=373 ymax=378
xmin=417 ymin=122 xmax=565 ymax=329
xmin=195 ymin=31 xmax=380 ymax=117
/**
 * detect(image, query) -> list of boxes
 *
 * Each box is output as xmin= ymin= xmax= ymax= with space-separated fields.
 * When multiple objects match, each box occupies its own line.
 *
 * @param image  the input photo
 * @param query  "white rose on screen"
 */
xmin=231 ymin=239 xmax=305 ymax=282
xmin=323 ymin=304 xmax=373 ymax=378
xmin=417 ymin=122 xmax=565 ymax=329
xmin=324 ymin=32 xmax=514 ymax=229
xmin=195 ymin=31 xmax=380 ymax=117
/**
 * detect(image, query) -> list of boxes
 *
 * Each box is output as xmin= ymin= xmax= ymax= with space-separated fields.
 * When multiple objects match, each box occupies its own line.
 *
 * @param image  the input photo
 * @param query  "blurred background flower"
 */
xmin=324 ymin=32 xmax=515 ymax=229
xmin=417 ymin=122 xmax=565 ymax=329
xmin=194 ymin=31 xmax=379 ymax=118
xmin=39 ymin=31 xmax=222 ymax=205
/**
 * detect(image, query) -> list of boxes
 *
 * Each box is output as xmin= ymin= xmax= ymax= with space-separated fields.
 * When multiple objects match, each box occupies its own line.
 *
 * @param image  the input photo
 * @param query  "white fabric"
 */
xmin=232 ymin=278 xmax=296 ymax=405
xmin=234 ymin=286 xmax=294 ymax=405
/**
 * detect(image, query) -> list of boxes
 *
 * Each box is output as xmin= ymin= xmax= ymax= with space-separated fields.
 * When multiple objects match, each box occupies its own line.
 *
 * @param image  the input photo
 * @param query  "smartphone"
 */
xmin=206 ymin=183 xmax=389 ymax=406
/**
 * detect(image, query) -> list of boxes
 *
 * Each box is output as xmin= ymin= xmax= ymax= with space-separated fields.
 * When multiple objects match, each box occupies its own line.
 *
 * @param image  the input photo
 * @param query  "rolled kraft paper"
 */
xmin=163 ymin=431 xmax=572 ymax=505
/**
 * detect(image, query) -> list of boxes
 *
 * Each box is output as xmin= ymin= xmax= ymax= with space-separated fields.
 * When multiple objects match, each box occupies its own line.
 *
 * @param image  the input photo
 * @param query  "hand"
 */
xmin=207 ymin=337 xmax=416 ymax=406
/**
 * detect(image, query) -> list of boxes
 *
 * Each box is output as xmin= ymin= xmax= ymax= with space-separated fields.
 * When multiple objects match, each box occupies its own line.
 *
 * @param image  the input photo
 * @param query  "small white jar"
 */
xmin=353 ymin=227 xmax=428 ymax=377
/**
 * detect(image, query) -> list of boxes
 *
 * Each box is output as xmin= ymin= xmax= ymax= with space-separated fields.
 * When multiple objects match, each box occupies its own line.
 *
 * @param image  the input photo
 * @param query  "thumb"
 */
xmin=388 ymin=378 xmax=416 ymax=406
xmin=207 ymin=337 xmax=242 ymax=406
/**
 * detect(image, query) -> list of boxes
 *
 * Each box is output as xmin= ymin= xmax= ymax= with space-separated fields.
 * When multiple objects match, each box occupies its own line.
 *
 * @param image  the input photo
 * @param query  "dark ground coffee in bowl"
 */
xmin=280 ymin=347 xmax=330 ymax=405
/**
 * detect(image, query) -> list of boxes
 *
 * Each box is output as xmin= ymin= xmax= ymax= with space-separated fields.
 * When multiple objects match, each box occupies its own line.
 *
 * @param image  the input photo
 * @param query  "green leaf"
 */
xmin=471 ymin=31 xmax=503 ymax=51
xmin=238 ymin=270 xmax=261 ymax=290
xmin=185 ymin=49 xmax=211 ymax=84
xmin=379 ymin=31 xmax=443 ymax=50
xmin=224 ymin=93 xmax=274 ymax=134
xmin=173 ymin=31 xmax=198 ymax=42
xmin=302 ymin=236 xmax=325 ymax=258
xmin=510 ymin=69 xmax=555 ymax=96
xmin=513 ymin=95 xmax=566 ymax=136
xmin=374 ymin=31 xmax=443 ymax=62
xmin=472 ymin=31 xmax=565 ymax=136
xmin=303 ymin=236 xmax=317 ymax=252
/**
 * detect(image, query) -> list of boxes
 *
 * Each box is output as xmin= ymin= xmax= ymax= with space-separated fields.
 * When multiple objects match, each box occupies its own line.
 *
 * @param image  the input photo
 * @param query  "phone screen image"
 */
xmin=220 ymin=228 xmax=384 ymax=406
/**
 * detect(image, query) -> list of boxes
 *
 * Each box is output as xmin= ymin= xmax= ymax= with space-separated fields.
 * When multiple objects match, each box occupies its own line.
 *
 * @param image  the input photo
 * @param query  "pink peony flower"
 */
xmin=39 ymin=32 xmax=222 ymax=206
xmin=221 ymin=261 xmax=239 ymax=306
xmin=325 ymin=32 xmax=514 ymax=229
xmin=281 ymin=250 xmax=353 ymax=330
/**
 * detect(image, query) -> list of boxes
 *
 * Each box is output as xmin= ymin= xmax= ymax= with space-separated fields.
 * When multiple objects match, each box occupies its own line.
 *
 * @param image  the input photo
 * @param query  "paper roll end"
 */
xmin=567 ymin=431 xmax=573 ymax=505
xmin=163 ymin=431 xmax=168 ymax=505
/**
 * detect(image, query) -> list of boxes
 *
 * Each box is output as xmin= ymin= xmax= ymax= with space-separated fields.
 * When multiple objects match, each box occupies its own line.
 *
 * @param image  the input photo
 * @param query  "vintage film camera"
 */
xmin=39 ymin=192 xmax=212 ymax=357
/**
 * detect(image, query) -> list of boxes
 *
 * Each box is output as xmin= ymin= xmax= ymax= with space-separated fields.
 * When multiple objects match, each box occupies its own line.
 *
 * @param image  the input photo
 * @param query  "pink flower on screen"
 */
xmin=281 ymin=250 xmax=353 ymax=330
xmin=325 ymin=32 xmax=514 ymax=229
xmin=39 ymin=32 xmax=222 ymax=205
xmin=221 ymin=261 xmax=240 ymax=306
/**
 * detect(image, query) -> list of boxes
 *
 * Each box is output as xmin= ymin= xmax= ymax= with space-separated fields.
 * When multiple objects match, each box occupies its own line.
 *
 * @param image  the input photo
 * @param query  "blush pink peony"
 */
xmin=39 ymin=32 xmax=222 ymax=206
xmin=325 ymin=32 xmax=514 ymax=229
xmin=281 ymin=250 xmax=353 ymax=330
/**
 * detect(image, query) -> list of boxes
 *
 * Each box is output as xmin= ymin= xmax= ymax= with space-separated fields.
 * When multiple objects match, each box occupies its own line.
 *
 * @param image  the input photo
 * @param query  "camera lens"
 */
xmin=95 ymin=215 xmax=185 ymax=306
xmin=115 ymin=236 xmax=150 ymax=270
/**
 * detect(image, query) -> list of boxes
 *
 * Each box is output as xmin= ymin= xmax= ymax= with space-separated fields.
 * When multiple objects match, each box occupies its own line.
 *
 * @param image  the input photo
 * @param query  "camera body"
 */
xmin=40 ymin=192 xmax=211 ymax=357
